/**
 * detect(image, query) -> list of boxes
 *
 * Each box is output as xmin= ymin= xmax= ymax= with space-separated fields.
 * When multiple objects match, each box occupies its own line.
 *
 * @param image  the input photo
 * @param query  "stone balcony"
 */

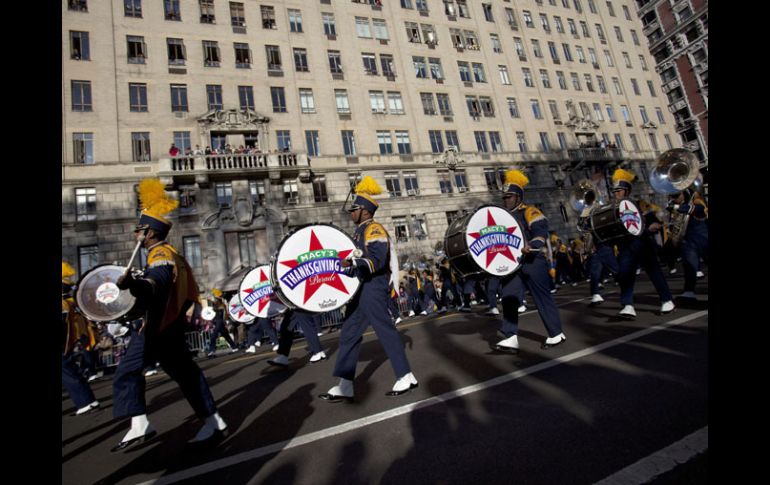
xmin=157 ymin=152 xmax=311 ymax=186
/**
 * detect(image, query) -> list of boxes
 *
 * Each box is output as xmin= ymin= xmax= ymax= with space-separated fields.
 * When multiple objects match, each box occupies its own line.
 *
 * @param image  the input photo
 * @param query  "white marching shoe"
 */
xmin=245 ymin=345 xmax=257 ymax=354
xmin=618 ymin=305 xmax=637 ymax=318
xmin=267 ymin=354 xmax=289 ymax=366
xmin=518 ymin=305 xmax=527 ymax=313
xmin=75 ymin=400 xmax=100 ymax=416
xmin=319 ymin=378 xmax=354 ymax=403
xmin=309 ymin=351 xmax=327 ymax=363
xmin=272 ymin=344 xmax=280 ymax=352
xmin=590 ymin=294 xmax=604 ymax=305
xmin=387 ymin=372 xmax=419 ymax=396
xmin=543 ymin=333 xmax=566 ymax=349
xmin=394 ymin=317 xmax=403 ymax=325
xmin=111 ymin=414 xmax=156 ymax=452
xmin=190 ymin=412 xmax=228 ymax=443
xmin=493 ymin=334 xmax=519 ymax=353
xmin=696 ymin=271 xmax=705 ymax=278
xmin=408 ymin=310 xmax=415 ymax=317
xmin=485 ymin=307 xmax=500 ymax=315
xmin=660 ymin=301 xmax=675 ymax=314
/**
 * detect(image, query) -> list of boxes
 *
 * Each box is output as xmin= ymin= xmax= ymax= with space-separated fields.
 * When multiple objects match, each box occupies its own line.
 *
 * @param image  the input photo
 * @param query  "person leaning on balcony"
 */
xmin=111 ymin=179 xmax=228 ymax=452
xmin=319 ymin=175 xmax=418 ymax=402
xmin=168 ymin=143 xmax=179 ymax=157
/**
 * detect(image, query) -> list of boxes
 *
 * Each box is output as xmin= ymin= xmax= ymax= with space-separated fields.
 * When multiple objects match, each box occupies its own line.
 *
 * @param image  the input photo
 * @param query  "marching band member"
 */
xmin=61 ymin=262 xmax=100 ymax=416
xmin=610 ymin=169 xmax=675 ymax=318
xmin=494 ymin=170 xmax=566 ymax=352
xmin=205 ymin=288 xmax=240 ymax=357
xmin=669 ymin=188 xmax=708 ymax=299
xmin=320 ymin=176 xmax=417 ymax=402
xmin=112 ymin=179 xmax=227 ymax=451
xmin=267 ymin=309 xmax=327 ymax=366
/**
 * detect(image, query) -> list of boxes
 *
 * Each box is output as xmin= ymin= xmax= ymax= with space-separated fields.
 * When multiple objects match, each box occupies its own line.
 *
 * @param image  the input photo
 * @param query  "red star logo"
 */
xmin=467 ymin=210 xmax=519 ymax=268
xmin=229 ymin=301 xmax=250 ymax=321
xmin=241 ymin=269 xmax=272 ymax=315
xmin=279 ymin=229 xmax=353 ymax=304
xmin=620 ymin=201 xmax=640 ymax=231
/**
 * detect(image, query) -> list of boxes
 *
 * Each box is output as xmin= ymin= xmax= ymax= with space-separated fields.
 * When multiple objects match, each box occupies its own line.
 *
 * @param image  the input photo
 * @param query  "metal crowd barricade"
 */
xmin=95 ymin=329 xmax=215 ymax=370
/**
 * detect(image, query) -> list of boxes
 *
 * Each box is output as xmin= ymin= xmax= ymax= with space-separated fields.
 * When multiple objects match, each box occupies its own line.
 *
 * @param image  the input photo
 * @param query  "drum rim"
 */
xmin=270 ymin=222 xmax=360 ymax=312
xmin=237 ymin=263 xmax=275 ymax=318
xmin=590 ymin=198 xmax=645 ymax=241
xmin=75 ymin=263 xmax=137 ymax=322
xmin=443 ymin=204 xmax=525 ymax=278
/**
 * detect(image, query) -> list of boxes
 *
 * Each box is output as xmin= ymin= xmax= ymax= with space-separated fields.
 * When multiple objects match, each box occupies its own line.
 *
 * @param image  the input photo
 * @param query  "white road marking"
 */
xmin=138 ymin=310 xmax=707 ymax=485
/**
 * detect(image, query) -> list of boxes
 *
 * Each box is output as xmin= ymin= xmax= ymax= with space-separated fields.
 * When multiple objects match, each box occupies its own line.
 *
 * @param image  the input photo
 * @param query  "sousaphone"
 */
xmin=649 ymin=148 xmax=703 ymax=245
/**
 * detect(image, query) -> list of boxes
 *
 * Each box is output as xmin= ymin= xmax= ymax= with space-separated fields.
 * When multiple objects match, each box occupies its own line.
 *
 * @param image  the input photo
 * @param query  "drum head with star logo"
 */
xmin=465 ymin=205 xmax=525 ymax=276
xmin=239 ymin=265 xmax=277 ymax=319
xmin=271 ymin=224 xmax=361 ymax=312
xmin=617 ymin=199 xmax=644 ymax=236
xmin=228 ymin=294 xmax=255 ymax=324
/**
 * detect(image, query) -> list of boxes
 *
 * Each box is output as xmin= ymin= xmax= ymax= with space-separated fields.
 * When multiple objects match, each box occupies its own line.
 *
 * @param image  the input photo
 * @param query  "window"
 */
xmin=531 ymin=99 xmax=543 ymax=119
xmin=167 ymin=38 xmax=186 ymax=65
xmin=556 ymin=71 xmax=567 ymax=90
xmin=580 ymin=21 xmax=590 ymax=38
xmin=126 ymin=36 xmax=147 ymax=64
xmin=596 ymin=24 xmax=606 ymax=42
xmin=573 ymin=0 xmax=583 ymax=13
xmin=436 ymin=93 xmax=453 ymax=115
xmin=482 ymin=3 xmax=494 ymax=22
xmin=457 ymin=61 xmax=472 ymax=82
xmin=288 ymin=9 xmax=303 ymax=33
xmin=466 ymin=96 xmax=481 ymax=118
xmin=322 ymin=12 xmax=337 ymax=36
xmin=457 ymin=0 xmax=471 ymax=18
xmin=230 ymin=2 xmax=245 ymax=26
xmin=238 ymin=86 xmax=254 ymax=110
xmin=647 ymin=80 xmax=657 ymax=97
xmin=388 ymin=92 xmax=405 ymax=114
xmin=335 ymin=90 xmax=350 ymax=113
xmin=78 ymin=246 xmax=99 ymax=277
xmin=393 ymin=216 xmax=410 ymax=243
xmin=396 ymin=131 xmax=412 ymax=154
xmin=593 ymin=103 xmax=603 ymax=121
xmin=312 ymin=176 xmax=328 ymax=202
xmin=523 ymin=10 xmax=534 ymax=28
xmin=584 ymin=74 xmax=594 ymax=92
xmin=404 ymin=171 xmax=419 ymax=195
xmin=420 ymin=92 xmax=436 ymax=115
xmin=283 ymin=179 xmax=299 ymax=204
xmin=249 ymin=180 xmax=266 ymax=205
xmin=170 ymin=84 xmax=188 ymax=112
xmin=612 ymin=77 xmax=623 ymax=95
xmin=179 ymin=184 xmax=197 ymax=211
xmin=606 ymin=105 xmax=616 ymax=122
xmin=375 ymin=131 xmax=393 ymax=155
xmin=413 ymin=56 xmax=427 ymax=78
xmin=363 ymin=53 xmax=379 ymax=75
xmin=73 ymin=133 xmax=94 ymax=164
xmin=70 ymin=31 xmax=90 ymax=60
xmin=483 ymin=168 xmax=498 ymax=190
xmin=540 ymin=70 xmax=552 ymax=89
xmin=129 ymin=83 xmax=148 ymax=112
xmin=539 ymin=133 xmax=551 ymax=152
xmin=540 ymin=14 xmax=550 ymax=32
xmin=455 ymin=170 xmax=468 ymax=192
xmin=604 ymin=49 xmax=614 ymax=67
xmin=373 ymin=19 xmax=389 ymax=40
xmin=597 ymin=75 xmax=607 ymax=93
xmin=293 ymin=48 xmax=309 ymax=72
xmin=622 ymin=52 xmax=632 ymax=69
xmin=522 ymin=68 xmax=534 ymax=87
xmin=276 ymin=130 xmax=292 ymax=151
xmin=614 ymin=134 xmax=625 ymax=150
xmin=203 ymin=40 xmax=221 ymax=67
xmin=356 ymin=17 xmax=372 ymax=38
xmin=131 ymin=132 xmax=151 ymax=161
xmin=437 ymin=169 xmax=453 ymax=193
xmin=421 ymin=24 xmax=437 ymax=45
xmin=532 ymin=40 xmax=543 ymax=58
xmin=299 ymin=88 xmax=315 ymax=113
xmin=429 ymin=58 xmax=445 ymax=80
xmin=199 ymin=0 xmax=215 ymax=23
xmin=429 ymin=130 xmax=444 ymax=153
xmin=173 ymin=132 xmax=191 ymax=154
xmin=571 ymin=72 xmax=581 ymax=90
xmin=631 ymin=29 xmax=640 ymax=46
xmin=656 ymin=108 xmax=666 ymax=124
xmin=261 ymin=5 xmax=276 ymax=29
xmin=184 ymin=237 xmax=202 ymax=269
xmin=341 ymin=130 xmax=357 ymax=155
xmin=554 ymin=16 xmax=564 ymax=33
xmin=266 ymin=45 xmax=282 ymax=71
xmin=235 ymin=43 xmax=251 ymax=68
xmin=507 ymin=98 xmax=520 ymax=118
xmin=124 ymin=0 xmax=142 ymax=17
xmin=71 ymin=81 xmax=92 ymax=111
xmin=614 ymin=26 xmax=624 ymax=43
xmin=491 ymin=34 xmax=503 ymax=53
xmin=445 ymin=130 xmax=460 ymax=149
xmin=271 ymin=87 xmax=286 ymax=113
xmin=568 ymin=19 xmax=578 ymax=36
xmin=639 ymin=55 xmax=648 ymax=71
xmin=498 ymin=65 xmax=511 ymax=85
xmin=516 ymin=132 xmax=528 ymax=152
xmin=328 ymin=50 xmax=343 ymax=74
xmin=557 ymin=132 xmax=568 ymax=149
xmin=548 ymin=42 xmax=559 ymax=63
xmin=639 ymin=106 xmax=649 ymax=124
xmin=620 ymin=105 xmax=630 ymax=124
xmin=206 ymin=84 xmax=223 ymax=110
xmin=385 ymin=172 xmax=402 ymax=196
xmin=630 ymin=78 xmax=640 ymax=96
xmin=549 ymin=100 xmax=560 ymax=121
xmin=164 ymin=0 xmax=181 ymax=20
xmin=370 ymin=91 xmax=387 ymax=113
xmin=576 ymin=46 xmax=586 ymax=64
xmin=216 ymin=182 xmax=233 ymax=206
xmin=305 ymin=130 xmax=321 ymax=156
xmin=664 ymin=134 xmax=673 ymax=150
xmin=562 ymin=44 xmax=573 ymax=62
xmin=474 ymin=131 xmax=489 ymax=153
xmin=416 ymin=0 xmax=428 ymax=11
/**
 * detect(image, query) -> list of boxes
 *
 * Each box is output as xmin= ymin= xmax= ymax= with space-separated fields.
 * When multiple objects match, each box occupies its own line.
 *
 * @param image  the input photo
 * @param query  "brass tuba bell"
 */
xmin=649 ymin=148 xmax=701 ymax=195
xmin=568 ymin=179 xmax=603 ymax=215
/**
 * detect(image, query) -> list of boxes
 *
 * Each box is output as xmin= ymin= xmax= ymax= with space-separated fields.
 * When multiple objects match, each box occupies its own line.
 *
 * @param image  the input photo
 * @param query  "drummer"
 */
xmin=267 ymin=308 xmax=327 ymax=367
xmin=610 ymin=169 xmax=675 ymax=318
xmin=319 ymin=175 xmax=417 ymax=402
xmin=494 ymin=170 xmax=566 ymax=353
xmin=112 ymin=179 xmax=227 ymax=451
xmin=61 ymin=261 xmax=100 ymax=416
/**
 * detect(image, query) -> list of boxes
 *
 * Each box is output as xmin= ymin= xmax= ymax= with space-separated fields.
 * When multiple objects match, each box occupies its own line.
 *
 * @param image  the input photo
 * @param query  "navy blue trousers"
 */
xmin=112 ymin=321 xmax=217 ymax=419
xmin=500 ymin=255 xmax=563 ymax=338
xmin=62 ymin=352 xmax=96 ymax=409
xmin=590 ymin=244 xmax=620 ymax=295
xmin=207 ymin=318 xmax=237 ymax=353
xmin=681 ymin=233 xmax=708 ymax=292
xmin=247 ymin=318 xmax=278 ymax=346
xmin=486 ymin=277 xmax=501 ymax=309
xmin=333 ymin=280 xmax=411 ymax=381
xmin=617 ymin=237 xmax=673 ymax=305
xmin=276 ymin=310 xmax=323 ymax=356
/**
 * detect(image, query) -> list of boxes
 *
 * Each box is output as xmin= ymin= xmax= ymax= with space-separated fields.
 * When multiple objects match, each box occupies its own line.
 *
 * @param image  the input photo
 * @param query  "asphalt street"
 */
xmin=62 ymin=271 xmax=708 ymax=485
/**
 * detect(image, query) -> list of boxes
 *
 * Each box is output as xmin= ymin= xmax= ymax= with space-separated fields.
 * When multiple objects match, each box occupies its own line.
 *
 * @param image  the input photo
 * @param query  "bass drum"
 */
xmin=444 ymin=205 xmax=525 ymax=278
xmin=590 ymin=199 xmax=644 ymax=243
xmin=228 ymin=295 xmax=255 ymax=324
xmin=270 ymin=223 xmax=361 ymax=312
xmin=238 ymin=264 xmax=287 ymax=319
xmin=75 ymin=264 xmax=143 ymax=322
